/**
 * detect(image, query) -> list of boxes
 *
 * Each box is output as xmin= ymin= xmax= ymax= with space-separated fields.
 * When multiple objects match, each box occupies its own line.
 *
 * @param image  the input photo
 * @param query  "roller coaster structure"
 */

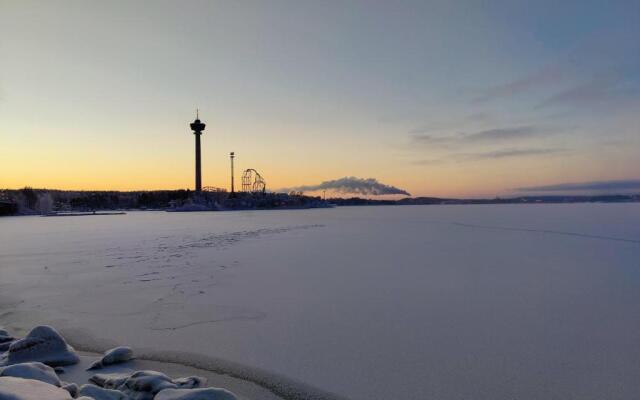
xmin=241 ymin=169 xmax=266 ymax=193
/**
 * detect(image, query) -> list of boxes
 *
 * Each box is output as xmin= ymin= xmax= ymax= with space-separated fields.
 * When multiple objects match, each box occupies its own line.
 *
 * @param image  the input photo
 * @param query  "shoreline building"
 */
xmin=189 ymin=112 xmax=206 ymax=192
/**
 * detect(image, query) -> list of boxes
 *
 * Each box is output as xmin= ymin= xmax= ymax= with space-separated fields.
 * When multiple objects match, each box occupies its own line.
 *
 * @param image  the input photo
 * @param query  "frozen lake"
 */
xmin=1 ymin=204 xmax=640 ymax=400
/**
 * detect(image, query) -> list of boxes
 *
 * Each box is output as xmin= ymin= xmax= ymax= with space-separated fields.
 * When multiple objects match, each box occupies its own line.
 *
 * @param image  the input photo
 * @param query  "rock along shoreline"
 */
xmin=1 ymin=325 xmax=348 ymax=400
xmin=0 ymin=325 xmax=238 ymax=400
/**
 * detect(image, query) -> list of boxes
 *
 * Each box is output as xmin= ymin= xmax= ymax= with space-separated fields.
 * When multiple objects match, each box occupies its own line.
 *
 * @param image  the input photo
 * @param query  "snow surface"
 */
xmin=1 ymin=204 xmax=640 ymax=400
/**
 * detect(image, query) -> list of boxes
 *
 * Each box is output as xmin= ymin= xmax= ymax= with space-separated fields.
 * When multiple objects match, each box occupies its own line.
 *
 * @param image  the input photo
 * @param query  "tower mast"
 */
xmin=230 ymin=152 xmax=235 ymax=194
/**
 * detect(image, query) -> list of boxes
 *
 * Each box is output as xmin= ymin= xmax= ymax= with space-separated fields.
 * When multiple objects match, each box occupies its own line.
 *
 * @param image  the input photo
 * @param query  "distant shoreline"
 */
xmin=330 ymin=193 xmax=640 ymax=206
xmin=1 ymin=189 xmax=639 ymax=216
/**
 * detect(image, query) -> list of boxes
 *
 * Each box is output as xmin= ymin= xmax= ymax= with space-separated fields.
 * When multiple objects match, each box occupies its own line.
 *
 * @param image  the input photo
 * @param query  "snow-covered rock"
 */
xmin=89 ymin=373 xmax=129 ymax=390
xmin=87 ymin=346 xmax=134 ymax=370
xmin=0 ymin=326 xmax=237 ymax=400
xmin=0 ymin=329 xmax=14 ymax=352
xmin=174 ymin=376 xmax=207 ymax=389
xmin=0 ymin=376 xmax=72 ymax=400
xmin=155 ymin=387 xmax=238 ymax=400
xmin=6 ymin=326 xmax=79 ymax=367
xmin=89 ymin=370 xmax=208 ymax=400
xmin=0 ymin=362 xmax=61 ymax=387
xmin=0 ymin=329 xmax=13 ymax=342
xmin=0 ymin=343 xmax=13 ymax=353
xmin=61 ymin=382 xmax=78 ymax=397
xmin=79 ymin=384 xmax=127 ymax=400
xmin=113 ymin=370 xmax=176 ymax=400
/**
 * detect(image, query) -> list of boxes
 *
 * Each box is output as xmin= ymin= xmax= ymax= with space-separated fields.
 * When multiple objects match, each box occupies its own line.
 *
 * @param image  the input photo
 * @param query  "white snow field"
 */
xmin=1 ymin=204 xmax=640 ymax=400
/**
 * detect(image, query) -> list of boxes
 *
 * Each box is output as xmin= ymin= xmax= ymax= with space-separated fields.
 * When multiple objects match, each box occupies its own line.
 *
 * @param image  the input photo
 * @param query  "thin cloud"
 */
xmin=411 ymin=147 xmax=566 ymax=166
xmin=464 ymin=126 xmax=538 ymax=142
xmin=412 ymin=134 xmax=458 ymax=146
xmin=535 ymin=68 xmax=637 ymax=109
xmin=410 ymin=159 xmax=444 ymax=166
xmin=412 ymin=126 xmax=538 ymax=147
xmin=281 ymin=177 xmax=410 ymax=196
xmin=409 ymin=113 xmax=492 ymax=135
xmin=462 ymin=147 xmax=566 ymax=159
xmin=518 ymin=179 xmax=640 ymax=192
xmin=465 ymin=112 xmax=491 ymax=122
xmin=474 ymin=65 xmax=566 ymax=103
xmin=473 ymin=26 xmax=640 ymax=104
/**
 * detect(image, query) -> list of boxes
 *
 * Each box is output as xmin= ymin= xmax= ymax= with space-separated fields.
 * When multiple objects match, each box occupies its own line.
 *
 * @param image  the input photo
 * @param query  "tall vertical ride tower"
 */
xmin=190 ymin=111 xmax=206 ymax=192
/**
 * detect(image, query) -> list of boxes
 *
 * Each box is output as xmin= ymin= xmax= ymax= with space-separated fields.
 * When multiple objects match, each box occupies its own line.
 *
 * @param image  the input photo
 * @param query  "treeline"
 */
xmin=328 ymin=194 xmax=640 ymax=206
xmin=0 ymin=188 xmax=328 ymax=215
xmin=1 ymin=188 xmax=197 ymax=214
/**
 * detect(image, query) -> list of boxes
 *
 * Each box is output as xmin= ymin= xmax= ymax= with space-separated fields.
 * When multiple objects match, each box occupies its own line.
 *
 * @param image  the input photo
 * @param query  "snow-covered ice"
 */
xmin=1 ymin=204 xmax=640 ymax=400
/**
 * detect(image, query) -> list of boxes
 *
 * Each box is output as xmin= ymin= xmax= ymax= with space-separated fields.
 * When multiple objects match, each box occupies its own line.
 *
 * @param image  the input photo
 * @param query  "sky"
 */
xmin=1 ymin=0 xmax=639 ymax=198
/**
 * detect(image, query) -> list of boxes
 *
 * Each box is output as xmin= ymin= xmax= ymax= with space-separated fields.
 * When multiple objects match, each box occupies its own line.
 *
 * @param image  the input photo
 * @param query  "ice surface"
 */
xmin=1 ymin=204 xmax=640 ymax=400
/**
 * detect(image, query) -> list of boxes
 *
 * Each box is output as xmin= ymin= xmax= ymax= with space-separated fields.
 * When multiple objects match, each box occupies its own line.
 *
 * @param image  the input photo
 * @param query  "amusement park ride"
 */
xmin=203 ymin=168 xmax=265 ymax=195
xmin=241 ymin=169 xmax=266 ymax=194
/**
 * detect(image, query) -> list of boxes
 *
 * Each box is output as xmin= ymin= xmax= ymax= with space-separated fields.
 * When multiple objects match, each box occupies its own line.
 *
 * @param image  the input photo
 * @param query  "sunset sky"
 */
xmin=1 ymin=1 xmax=639 ymax=197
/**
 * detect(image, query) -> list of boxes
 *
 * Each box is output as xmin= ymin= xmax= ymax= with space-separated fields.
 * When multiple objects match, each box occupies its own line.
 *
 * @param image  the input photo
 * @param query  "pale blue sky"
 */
xmin=1 ymin=1 xmax=638 ymax=196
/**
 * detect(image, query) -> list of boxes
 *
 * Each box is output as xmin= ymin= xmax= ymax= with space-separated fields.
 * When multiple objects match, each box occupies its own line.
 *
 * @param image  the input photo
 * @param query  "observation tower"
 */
xmin=189 ymin=110 xmax=206 ymax=192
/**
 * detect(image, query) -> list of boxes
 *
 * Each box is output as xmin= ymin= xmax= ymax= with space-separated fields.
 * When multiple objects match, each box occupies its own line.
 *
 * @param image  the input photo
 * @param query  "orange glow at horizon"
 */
xmin=2 ymin=118 xmax=637 ymax=198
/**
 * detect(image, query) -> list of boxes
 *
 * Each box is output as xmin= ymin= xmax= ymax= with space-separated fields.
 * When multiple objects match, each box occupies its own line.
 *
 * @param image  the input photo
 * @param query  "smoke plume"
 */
xmin=282 ymin=177 xmax=410 ymax=196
